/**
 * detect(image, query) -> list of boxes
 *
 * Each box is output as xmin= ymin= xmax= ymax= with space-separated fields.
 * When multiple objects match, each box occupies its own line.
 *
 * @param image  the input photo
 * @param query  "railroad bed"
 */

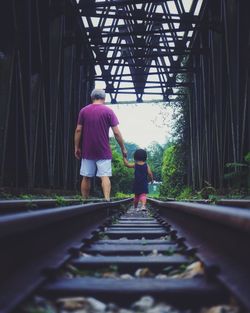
xmin=1 ymin=199 xmax=249 ymax=313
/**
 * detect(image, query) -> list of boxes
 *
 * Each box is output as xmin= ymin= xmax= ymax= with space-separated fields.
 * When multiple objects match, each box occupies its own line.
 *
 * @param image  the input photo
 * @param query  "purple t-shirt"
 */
xmin=77 ymin=104 xmax=119 ymax=159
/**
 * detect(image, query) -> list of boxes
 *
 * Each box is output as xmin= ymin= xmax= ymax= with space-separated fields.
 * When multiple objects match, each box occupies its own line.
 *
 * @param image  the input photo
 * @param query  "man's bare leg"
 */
xmin=100 ymin=176 xmax=111 ymax=201
xmin=81 ymin=177 xmax=91 ymax=199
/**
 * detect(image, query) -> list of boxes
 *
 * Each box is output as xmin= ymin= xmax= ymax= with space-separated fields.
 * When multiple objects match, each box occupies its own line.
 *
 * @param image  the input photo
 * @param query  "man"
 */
xmin=74 ymin=89 xmax=127 ymax=200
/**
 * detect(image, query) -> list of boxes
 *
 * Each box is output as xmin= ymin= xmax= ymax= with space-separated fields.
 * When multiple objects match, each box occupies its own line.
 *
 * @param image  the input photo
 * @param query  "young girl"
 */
xmin=124 ymin=149 xmax=153 ymax=210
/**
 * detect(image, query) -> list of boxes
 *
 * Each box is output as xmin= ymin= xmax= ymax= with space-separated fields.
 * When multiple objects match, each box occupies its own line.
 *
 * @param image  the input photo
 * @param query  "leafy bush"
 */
xmin=110 ymin=148 xmax=134 ymax=195
xmin=114 ymin=192 xmax=133 ymax=199
xmin=176 ymin=187 xmax=193 ymax=200
xmin=198 ymin=181 xmax=217 ymax=199
xmin=160 ymin=143 xmax=186 ymax=198
xmin=224 ymin=151 xmax=250 ymax=191
xmin=147 ymin=141 xmax=165 ymax=181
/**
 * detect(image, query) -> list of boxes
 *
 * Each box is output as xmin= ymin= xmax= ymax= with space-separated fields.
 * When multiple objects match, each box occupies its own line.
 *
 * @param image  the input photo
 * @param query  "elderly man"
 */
xmin=74 ymin=89 xmax=127 ymax=200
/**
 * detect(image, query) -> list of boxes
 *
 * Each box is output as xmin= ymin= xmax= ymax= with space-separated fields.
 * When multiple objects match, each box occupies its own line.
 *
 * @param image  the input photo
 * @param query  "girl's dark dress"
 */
xmin=133 ymin=163 xmax=148 ymax=195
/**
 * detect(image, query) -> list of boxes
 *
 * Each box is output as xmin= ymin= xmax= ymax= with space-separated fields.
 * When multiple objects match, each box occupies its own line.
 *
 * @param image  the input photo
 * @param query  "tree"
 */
xmin=110 ymin=138 xmax=139 ymax=160
xmin=147 ymin=141 xmax=165 ymax=181
xmin=160 ymin=143 xmax=186 ymax=198
xmin=110 ymin=143 xmax=134 ymax=195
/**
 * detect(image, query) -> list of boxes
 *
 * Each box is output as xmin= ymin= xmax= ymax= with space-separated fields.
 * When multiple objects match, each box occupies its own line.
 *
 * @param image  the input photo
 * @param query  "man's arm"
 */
xmin=147 ymin=165 xmax=154 ymax=182
xmin=74 ymin=124 xmax=82 ymax=159
xmin=112 ymin=126 xmax=127 ymax=157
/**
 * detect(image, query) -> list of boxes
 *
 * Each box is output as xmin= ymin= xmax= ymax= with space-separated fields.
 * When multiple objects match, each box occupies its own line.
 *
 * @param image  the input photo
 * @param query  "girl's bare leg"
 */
xmin=141 ymin=194 xmax=147 ymax=210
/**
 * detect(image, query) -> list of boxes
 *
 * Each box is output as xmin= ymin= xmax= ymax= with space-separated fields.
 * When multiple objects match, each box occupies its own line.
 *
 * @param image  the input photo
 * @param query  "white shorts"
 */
xmin=80 ymin=159 xmax=112 ymax=177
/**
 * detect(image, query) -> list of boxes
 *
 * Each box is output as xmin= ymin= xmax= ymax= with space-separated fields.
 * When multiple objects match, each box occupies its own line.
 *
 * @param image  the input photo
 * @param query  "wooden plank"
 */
xmin=118 ymin=218 xmax=156 ymax=221
xmin=94 ymin=239 xmax=173 ymax=244
xmin=105 ymin=231 xmax=168 ymax=239
xmin=72 ymin=255 xmax=189 ymax=269
xmin=83 ymin=243 xmax=178 ymax=255
xmin=119 ymin=217 xmax=155 ymax=219
xmin=42 ymin=277 xmax=227 ymax=306
xmin=107 ymin=227 xmax=165 ymax=231
xmin=105 ymin=230 xmax=168 ymax=239
xmin=112 ymin=223 xmax=160 ymax=227
xmin=117 ymin=220 xmax=158 ymax=224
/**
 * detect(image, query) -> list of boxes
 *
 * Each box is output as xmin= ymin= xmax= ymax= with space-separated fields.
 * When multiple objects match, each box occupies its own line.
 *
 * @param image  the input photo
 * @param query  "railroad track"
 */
xmin=0 ymin=198 xmax=123 ymax=214
xmin=0 ymin=199 xmax=130 ymax=313
xmin=161 ymin=198 xmax=250 ymax=209
xmin=1 ymin=198 xmax=249 ymax=313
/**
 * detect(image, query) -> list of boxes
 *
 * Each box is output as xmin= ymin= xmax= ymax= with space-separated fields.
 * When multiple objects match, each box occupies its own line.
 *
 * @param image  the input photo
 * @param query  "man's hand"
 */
xmin=75 ymin=147 xmax=81 ymax=160
xmin=112 ymin=126 xmax=127 ymax=158
xmin=74 ymin=124 xmax=82 ymax=160
xmin=122 ymin=148 xmax=127 ymax=158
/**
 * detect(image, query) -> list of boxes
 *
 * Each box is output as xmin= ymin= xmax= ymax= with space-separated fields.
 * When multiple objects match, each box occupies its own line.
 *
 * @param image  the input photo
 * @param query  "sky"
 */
xmin=108 ymin=103 xmax=174 ymax=148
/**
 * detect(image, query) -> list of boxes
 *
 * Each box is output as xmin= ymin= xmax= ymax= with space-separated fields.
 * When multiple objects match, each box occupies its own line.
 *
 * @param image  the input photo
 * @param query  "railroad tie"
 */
xmin=41 ymin=206 xmax=228 ymax=308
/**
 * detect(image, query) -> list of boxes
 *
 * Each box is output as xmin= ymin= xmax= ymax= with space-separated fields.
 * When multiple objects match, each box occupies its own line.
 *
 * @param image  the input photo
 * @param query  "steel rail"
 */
xmin=148 ymin=198 xmax=250 ymax=310
xmin=0 ymin=198 xmax=81 ymax=211
xmin=0 ymin=197 xmax=129 ymax=211
xmin=2 ymin=199 xmax=245 ymax=312
xmin=0 ymin=198 xmax=131 ymax=313
xmin=148 ymin=198 xmax=250 ymax=233
xmin=40 ymin=206 xmax=230 ymax=310
xmin=0 ymin=199 xmax=132 ymax=238
xmin=216 ymin=199 xmax=250 ymax=209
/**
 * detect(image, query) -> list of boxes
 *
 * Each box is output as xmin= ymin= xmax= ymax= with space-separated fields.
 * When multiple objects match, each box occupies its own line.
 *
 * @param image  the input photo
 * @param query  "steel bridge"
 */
xmin=0 ymin=0 xmax=249 ymax=191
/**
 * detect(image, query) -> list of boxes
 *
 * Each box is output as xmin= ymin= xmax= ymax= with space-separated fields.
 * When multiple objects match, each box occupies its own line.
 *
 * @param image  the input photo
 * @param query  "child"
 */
xmin=123 ymin=149 xmax=153 ymax=210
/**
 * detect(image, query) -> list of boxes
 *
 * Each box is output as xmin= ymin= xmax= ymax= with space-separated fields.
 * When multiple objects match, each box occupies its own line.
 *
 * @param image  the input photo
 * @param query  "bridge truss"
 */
xmin=0 ymin=0 xmax=249 ymax=191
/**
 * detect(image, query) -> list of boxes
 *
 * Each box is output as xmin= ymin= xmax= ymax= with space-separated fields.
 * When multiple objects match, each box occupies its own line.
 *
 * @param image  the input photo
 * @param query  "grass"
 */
xmin=55 ymin=195 xmax=67 ymax=207
xmin=20 ymin=194 xmax=33 ymax=200
xmin=162 ymin=247 xmax=177 ymax=256
xmin=163 ymin=264 xmax=188 ymax=275
xmin=98 ymin=232 xmax=110 ymax=240
xmin=22 ymin=304 xmax=55 ymax=313
xmin=0 ymin=192 xmax=12 ymax=199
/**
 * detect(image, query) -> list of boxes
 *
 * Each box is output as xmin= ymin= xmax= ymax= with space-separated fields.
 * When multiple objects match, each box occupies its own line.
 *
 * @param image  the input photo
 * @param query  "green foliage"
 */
xmin=0 ymin=192 xmax=12 ymax=199
xmin=198 ymin=182 xmax=217 ymax=199
xmin=20 ymin=194 xmax=33 ymax=200
xmin=159 ymin=69 xmax=190 ymax=198
xmin=22 ymin=304 xmax=55 ymax=313
xmin=73 ymin=194 xmax=83 ymax=201
xmin=55 ymin=196 xmax=67 ymax=206
xmin=176 ymin=187 xmax=193 ymax=200
xmin=244 ymin=152 xmax=250 ymax=164
xmin=111 ymin=148 xmax=134 ymax=195
xmin=160 ymin=143 xmax=186 ymax=198
xmin=224 ymin=151 xmax=250 ymax=191
xmin=19 ymin=194 xmax=38 ymax=209
xmin=110 ymin=138 xmax=139 ymax=160
xmin=114 ymin=192 xmax=133 ymax=198
xmin=163 ymin=247 xmax=177 ymax=256
xmin=147 ymin=141 xmax=165 ymax=181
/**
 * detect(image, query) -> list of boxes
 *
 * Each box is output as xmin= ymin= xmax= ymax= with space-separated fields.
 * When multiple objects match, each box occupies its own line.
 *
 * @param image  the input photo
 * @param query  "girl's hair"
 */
xmin=134 ymin=149 xmax=147 ymax=162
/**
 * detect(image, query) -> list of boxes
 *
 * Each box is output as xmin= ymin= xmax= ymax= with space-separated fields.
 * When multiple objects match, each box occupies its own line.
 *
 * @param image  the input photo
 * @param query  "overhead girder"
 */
xmin=78 ymin=0 xmax=203 ymax=102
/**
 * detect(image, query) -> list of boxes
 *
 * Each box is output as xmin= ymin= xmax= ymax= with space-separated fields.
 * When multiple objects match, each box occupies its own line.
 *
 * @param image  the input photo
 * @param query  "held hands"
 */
xmin=75 ymin=147 xmax=81 ymax=160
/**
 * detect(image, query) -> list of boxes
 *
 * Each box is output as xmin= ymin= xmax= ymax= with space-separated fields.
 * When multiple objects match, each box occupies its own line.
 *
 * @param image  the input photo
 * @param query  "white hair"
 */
xmin=91 ymin=89 xmax=106 ymax=101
